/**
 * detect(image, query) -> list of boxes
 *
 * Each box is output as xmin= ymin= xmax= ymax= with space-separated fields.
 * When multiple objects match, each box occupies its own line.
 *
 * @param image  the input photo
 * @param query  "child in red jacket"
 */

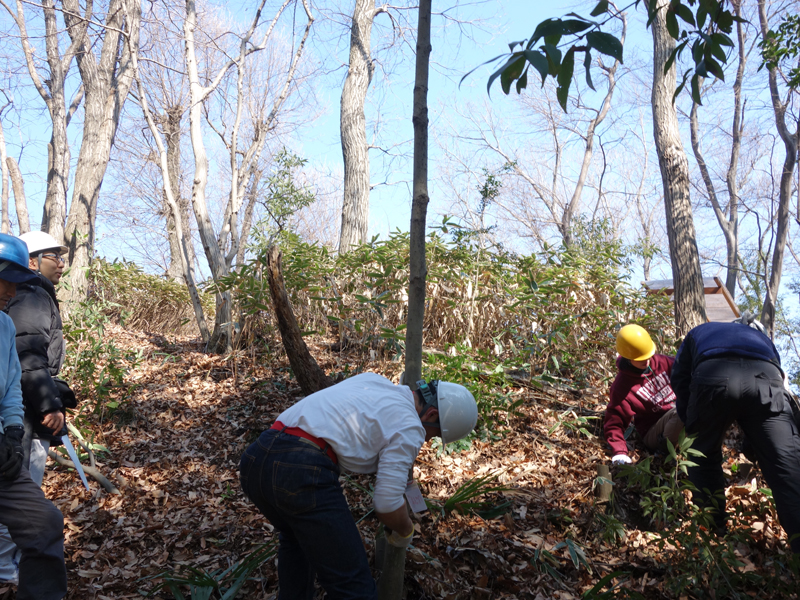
xmin=604 ymin=324 xmax=684 ymax=464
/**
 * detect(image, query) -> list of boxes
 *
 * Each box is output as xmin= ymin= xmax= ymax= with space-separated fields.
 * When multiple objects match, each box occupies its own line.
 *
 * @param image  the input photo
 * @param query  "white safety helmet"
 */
xmin=19 ymin=231 xmax=68 ymax=256
xmin=437 ymin=382 xmax=478 ymax=444
xmin=420 ymin=381 xmax=478 ymax=444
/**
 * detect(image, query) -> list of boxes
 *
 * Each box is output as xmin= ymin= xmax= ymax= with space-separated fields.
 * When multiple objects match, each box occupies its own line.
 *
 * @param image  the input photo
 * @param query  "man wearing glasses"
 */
xmin=0 ymin=231 xmax=73 ymax=587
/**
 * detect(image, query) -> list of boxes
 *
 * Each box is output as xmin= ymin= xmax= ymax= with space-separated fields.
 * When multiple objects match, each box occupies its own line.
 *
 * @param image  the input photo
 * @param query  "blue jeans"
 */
xmin=239 ymin=429 xmax=377 ymax=600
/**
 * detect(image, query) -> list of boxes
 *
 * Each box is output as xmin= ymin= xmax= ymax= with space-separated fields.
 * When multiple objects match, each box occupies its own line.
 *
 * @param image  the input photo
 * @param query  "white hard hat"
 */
xmin=19 ymin=231 xmax=68 ymax=256
xmin=436 ymin=382 xmax=478 ymax=444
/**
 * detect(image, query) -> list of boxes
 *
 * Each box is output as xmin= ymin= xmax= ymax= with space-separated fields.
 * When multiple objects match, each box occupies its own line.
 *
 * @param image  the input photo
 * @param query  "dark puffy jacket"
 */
xmin=4 ymin=274 xmax=66 ymax=442
xmin=671 ymin=322 xmax=782 ymax=423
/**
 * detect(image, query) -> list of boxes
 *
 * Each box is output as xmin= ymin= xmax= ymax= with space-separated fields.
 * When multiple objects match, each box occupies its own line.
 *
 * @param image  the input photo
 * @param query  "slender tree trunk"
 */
xmin=39 ymin=0 xmax=84 ymax=243
xmin=689 ymin=1 xmax=745 ymax=299
xmin=62 ymin=0 xmax=142 ymax=311
xmin=184 ymin=0 xmax=313 ymax=353
xmin=405 ymin=0 xmax=432 ymax=389
xmin=690 ymin=99 xmax=740 ymax=298
xmin=386 ymin=3 xmax=431 ymax=595
xmin=0 ymin=119 xmax=9 ymax=233
xmin=561 ymin=15 xmax=625 ymax=247
xmin=184 ymin=0 xmax=235 ymax=352
xmin=236 ymin=168 xmax=262 ymax=267
xmin=339 ymin=0 xmax=376 ymax=252
xmin=651 ymin=7 xmax=707 ymax=334
xmin=7 ymin=158 xmax=29 ymax=234
xmin=757 ymin=0 xmax=798 ymax=336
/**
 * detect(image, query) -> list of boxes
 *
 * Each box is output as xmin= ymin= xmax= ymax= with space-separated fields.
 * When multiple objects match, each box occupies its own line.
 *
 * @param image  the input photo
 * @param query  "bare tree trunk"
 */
xmin=236 ymin=168 xmax=262 ymax=267
xmin=561 ymin=15 xmax=625 ymax=247
xmin=184 ymin=0 xmax=313 ymax=353
xmin=163 ymin=105 xmax=195 ymax=282
xmin=651 ymin=7 xmax=707 ymax=335
xmin=688 ymin=1 xmax=745 ymax=299
xmin=62 ymin=0 xmax=142 ymax=311
xmin=339 ymin=0 xmax=376 ymax=252
xmin=266 ymin=246 xmax=333 ymax=395
xmin=405 ymin=0 xmax=432 ymax=389
xmin=690 ymin=98 xmax=740 ymax=297
xmin=7 ymin=158 xmax=29 ymax=234
xmin=386 ymin=2 xmax=432 ymax=597
xmin=757 ymin=0 xmax=798 ymax=336
xmin=0 ymin=118 xmax=9 ymax=233
xmin=2 ymin=0 xmax=89 ymax=242
xmin=131 ymin=46 xmax=210 ymax=343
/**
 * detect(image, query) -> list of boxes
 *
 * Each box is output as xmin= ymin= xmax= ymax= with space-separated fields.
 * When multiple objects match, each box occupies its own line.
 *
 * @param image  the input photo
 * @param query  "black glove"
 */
xmin=0 ymin=425 xmax=24 ymax=481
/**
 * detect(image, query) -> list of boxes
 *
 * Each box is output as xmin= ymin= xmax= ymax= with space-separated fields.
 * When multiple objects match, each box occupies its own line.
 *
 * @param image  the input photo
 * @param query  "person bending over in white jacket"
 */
xmin=239 ymin=372 xmax=478 ymax=600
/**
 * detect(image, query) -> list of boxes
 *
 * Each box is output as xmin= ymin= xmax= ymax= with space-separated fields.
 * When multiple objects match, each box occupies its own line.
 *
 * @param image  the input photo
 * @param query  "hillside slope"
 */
xmin=29 ymin=326 xmax=798 ymax=600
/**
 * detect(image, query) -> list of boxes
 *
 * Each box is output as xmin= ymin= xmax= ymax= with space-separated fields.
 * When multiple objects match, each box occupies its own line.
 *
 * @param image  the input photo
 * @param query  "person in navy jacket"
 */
xmin=671 ymin=314 xmax=800 ymax=553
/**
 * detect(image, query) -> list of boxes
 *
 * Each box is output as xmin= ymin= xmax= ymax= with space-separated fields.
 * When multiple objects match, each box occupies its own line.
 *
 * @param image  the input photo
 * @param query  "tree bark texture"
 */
xmin=0 ymin=119 xmax=9 ymax=233
xmin=184 ymin=0 xmax=232 ymax=352
xmin=757 ymin=0 xmax=798 ymax=336
xmin=651 ymin=7 xmax=707 ymax=335
xmin=163 ymin=105 xmax=195 ymax=282
xmin=7 ymin=158 xmax=29 ymax=234
xmin=266 ymin=246 xmax=333 ymax=396
xmin=62 ymin=0 xmax=142 ymax=311
xmin=236 ymin=168 xmax=262 ymax=267
xmin=404 ymin=0 xmax=432 ymax=390
xmin=339 ymin=0 xmax=376 ymax=252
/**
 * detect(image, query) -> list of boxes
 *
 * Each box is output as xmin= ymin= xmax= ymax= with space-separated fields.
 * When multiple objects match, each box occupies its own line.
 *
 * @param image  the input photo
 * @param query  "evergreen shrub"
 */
xmin=87 ymin=259 xmax=215 ymax=335
xmin=222 ymin=217 xmax=675 ymax=386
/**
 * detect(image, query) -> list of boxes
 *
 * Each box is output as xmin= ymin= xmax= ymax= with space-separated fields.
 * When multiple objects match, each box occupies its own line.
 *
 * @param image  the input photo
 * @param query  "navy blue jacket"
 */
xmin=671 ymin=322 xmax=781 ymax=422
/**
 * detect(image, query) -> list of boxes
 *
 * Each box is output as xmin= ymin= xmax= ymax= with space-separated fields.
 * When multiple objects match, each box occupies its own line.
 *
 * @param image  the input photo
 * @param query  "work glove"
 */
xmin=0 ymin=426 xmax=24 ymax=481
xmin=611 ymin=454 xmax=632 ymax=465
xmin=385 ymin=526 xmax=414 ymax=549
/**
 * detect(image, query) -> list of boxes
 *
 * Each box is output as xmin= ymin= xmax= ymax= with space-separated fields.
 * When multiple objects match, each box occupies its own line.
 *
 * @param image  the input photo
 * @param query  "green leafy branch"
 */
xmin=759 ymin=13 xmax=800 ymax=89
xmin=481 ymin=0 xmax=745 ymax=109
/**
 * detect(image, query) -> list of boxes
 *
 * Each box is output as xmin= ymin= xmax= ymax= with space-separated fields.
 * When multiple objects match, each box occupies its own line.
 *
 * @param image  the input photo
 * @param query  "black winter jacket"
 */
xmin=4 ymin=274 xmax=66 ymax=442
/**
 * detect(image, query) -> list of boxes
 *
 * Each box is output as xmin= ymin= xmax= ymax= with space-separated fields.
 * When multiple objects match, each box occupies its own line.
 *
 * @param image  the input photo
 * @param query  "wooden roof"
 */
xmin=643 ymin=276 xmax=740 ymax=323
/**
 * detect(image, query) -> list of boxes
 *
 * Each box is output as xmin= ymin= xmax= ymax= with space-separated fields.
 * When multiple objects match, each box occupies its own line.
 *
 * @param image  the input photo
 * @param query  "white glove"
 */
xmin=385 ymin=527 xmax=414 ymax=548
xmin=611 ymin=454 xmax=632 ymax=465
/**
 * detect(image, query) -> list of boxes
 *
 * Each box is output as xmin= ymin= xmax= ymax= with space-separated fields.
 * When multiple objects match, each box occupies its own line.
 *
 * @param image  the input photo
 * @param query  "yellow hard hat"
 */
xmin=616 ymin=324 xmax=656 ymax=361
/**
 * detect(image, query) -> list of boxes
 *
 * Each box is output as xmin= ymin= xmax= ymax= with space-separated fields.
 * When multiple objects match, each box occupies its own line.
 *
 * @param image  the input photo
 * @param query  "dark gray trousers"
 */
xmin=0 ymin=466 xmax=66 ymax=599
xmin=684 ymin=358 xmax=800 ymax=553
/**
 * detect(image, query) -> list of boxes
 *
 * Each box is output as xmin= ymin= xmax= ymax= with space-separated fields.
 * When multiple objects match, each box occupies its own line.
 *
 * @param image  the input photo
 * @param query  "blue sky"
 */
xmin=291 ymin=0 xmax=655 ymax=242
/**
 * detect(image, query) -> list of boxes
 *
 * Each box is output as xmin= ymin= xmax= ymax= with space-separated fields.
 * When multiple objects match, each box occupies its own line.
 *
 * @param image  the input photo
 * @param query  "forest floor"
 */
xmin=14 ymin=325 xmax=799 ymax=600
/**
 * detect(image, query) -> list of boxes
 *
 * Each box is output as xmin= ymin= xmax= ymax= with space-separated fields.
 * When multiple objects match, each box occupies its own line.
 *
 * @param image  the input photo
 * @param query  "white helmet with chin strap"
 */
xmin=19 ymin=231 xmax=68 ymax=256
xmin=416 ymin=380 xmax=478 ymax=444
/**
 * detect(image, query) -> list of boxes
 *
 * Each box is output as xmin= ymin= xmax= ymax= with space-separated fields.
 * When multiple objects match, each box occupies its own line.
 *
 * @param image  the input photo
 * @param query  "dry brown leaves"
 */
xmin=37 ymin=325 xmax=796 ymax=600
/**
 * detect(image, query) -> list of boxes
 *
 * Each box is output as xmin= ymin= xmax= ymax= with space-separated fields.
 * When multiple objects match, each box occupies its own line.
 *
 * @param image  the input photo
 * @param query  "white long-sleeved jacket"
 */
xmin=277 ymin=372 xmax=425 ymax=513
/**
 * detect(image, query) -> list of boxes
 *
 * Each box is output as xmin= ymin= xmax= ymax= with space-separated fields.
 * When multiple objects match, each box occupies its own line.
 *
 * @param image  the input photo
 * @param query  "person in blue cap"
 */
xmin=0 ymin=233 xmax=67 ymax=599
